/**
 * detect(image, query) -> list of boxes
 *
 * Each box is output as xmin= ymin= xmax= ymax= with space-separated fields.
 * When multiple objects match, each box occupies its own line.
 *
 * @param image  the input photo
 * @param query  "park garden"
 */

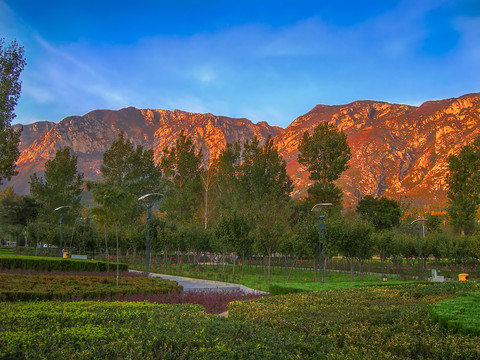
xmin=2 ymin=40 xmax=480 ymax=358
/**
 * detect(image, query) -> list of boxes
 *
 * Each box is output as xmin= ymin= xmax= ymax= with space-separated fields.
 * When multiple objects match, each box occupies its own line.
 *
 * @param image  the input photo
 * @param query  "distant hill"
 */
xmin=8 ymin=93 xmax=480 ymax=208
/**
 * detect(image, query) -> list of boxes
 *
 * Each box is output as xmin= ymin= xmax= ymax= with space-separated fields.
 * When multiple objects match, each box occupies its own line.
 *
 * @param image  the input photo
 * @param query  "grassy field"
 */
xmin=139 ymin=262 xmax=406 ymax=292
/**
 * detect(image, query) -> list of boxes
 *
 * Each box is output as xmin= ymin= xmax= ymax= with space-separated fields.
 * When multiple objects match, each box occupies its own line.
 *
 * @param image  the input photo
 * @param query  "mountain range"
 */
xmin=9 ymin=93 xmax=480 ymax=209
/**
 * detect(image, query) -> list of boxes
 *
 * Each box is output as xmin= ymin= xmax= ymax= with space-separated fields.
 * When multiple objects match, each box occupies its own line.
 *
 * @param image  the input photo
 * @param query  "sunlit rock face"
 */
xmin=10 ymin=107 xmax=281 ymax=194
xmin=275 ymin=93 xmax=480 ymax=207
xmin=8 ymin=93 xmax=480 ymax=208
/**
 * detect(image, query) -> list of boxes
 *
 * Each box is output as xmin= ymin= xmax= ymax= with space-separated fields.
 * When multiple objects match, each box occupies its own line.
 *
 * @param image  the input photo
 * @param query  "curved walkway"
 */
xmin=131 ymin=270 xmax=268 ymax=295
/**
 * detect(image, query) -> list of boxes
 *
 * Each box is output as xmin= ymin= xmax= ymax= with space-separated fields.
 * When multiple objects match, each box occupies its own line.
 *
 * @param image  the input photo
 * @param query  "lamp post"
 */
xmin=311 ymin=203 xmax=333 ymax=283
xmin=410 ymin=216 xmax=427 ymax=278
xmin=54 ymin=206 xmax=72 ymax=257
xmin=138 ymin=193 xmax=163 ymax=277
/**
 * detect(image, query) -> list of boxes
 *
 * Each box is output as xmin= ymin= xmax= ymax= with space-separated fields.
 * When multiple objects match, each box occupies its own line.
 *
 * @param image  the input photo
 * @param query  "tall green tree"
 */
xmin=91 ymin=132 xmax=162 ymax=252
xmin=238 ymin=135 xmax=293 ymax=201
xmin=236 ymin=136 xmax=293 ymax=282
xmin=160 ymin=131 xmax=203 ymax=226
xmin=29 ymin=147 xmax=84 ymax=215
xmin=0 ymin=39 xmax=26 ymax=184
xmin=356 ymin=195 xmax=401 ymax=231
xmin=446 ymin=135 xmax=480 ymax=235
xmin=297 ymin=122 xmax=351 ymax=209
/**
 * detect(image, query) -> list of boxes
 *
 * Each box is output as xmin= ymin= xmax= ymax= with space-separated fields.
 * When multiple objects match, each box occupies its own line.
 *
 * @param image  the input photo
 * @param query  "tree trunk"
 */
xmin=350 ymin=258 xmax=354 ymax=282
xmin=115 ymin=222 xmax=119 ymax=287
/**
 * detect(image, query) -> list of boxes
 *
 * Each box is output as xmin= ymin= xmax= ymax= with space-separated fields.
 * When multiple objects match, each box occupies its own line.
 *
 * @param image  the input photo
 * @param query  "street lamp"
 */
xmin=410 ymin=216 xmax=427 ymax=278
xmin=138 ymin=193 xmax=163 ymax=276
xmin=311 ymin=203 xmax=333 ymax=283
xmin=54 ymin=206 xmax=72 ymax=257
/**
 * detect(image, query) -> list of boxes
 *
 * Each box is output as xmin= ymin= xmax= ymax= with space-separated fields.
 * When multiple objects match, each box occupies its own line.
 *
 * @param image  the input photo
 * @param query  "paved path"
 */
xmin=131 ymin=270 xmax=268 ymax=295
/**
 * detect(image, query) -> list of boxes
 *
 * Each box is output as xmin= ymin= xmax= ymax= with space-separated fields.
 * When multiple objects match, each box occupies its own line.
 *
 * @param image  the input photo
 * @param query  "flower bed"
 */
xmin=0 ymin=273 xmax=180 ymax=301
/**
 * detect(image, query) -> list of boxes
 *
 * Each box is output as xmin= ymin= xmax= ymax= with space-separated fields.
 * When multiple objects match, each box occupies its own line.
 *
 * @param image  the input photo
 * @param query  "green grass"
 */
xmin=140 ymin=262 xmax=410 ymax=292
xmin=431 ymin=292 xmax=480 ymax=335
xmin=0 ymin=247 xmax=14 ymax=255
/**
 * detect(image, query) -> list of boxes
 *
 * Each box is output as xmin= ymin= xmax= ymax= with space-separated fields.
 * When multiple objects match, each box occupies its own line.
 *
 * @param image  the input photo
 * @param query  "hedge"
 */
xmin=229 ymin=282 xmax=480 ymax=359
xmin=0 ymin=255 xmax=128 ymax=272
xmin=431 ymin=292 xmax=480 ymax=335
xmin=0 ymin=273 xmax=180 ymax=301
xmin=0 ymin=302 xmax=305 ymax=359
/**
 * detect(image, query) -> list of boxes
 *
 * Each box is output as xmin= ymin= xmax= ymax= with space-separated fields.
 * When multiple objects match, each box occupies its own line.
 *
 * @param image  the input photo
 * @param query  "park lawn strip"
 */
xmin=0 ymin=273 xmax=180 ymax=301
xmin=431 ymin=292 xmax=480 ymax=335
xmin=143 ymin=263 xmax=398 ymax=292
xmin=0 ymin=254 xmax=128 ymax=272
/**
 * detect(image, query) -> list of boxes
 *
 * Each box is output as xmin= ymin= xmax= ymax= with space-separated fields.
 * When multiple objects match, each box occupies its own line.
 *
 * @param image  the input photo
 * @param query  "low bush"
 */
xmin=229 ymin=282 xmax=480 ymax=359
xmin=269 ymin=284 xmax=307 ymax=295
xmin=0 ymin=254 xmax=128 ymax=272
xmin=0 ymin=301 xmax=308 ymax=359
xmin=0 ymin=273 xmax=180 ymax=301
xmin=431 ymin=292 xmax=480 ymax=335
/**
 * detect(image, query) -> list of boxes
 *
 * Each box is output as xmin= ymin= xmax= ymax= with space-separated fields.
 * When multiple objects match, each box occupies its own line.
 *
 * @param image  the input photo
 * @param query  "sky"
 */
xmin=1 ymin=0 xmax=479 ymax=128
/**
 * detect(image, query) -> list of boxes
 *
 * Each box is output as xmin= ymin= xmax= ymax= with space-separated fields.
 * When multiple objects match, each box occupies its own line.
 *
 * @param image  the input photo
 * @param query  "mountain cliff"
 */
xmin=10 ymin=107 xmax=281 ymax=194
xmin=8 ymin=93 xmax=480 ymax=207
xmin=276 ymin=93 xmax=480 ymax=207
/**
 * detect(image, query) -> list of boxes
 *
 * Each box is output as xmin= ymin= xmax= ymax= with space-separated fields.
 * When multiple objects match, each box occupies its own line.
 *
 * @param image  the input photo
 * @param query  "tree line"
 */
xmin=1 ymin=38 xmax=480 ymax=281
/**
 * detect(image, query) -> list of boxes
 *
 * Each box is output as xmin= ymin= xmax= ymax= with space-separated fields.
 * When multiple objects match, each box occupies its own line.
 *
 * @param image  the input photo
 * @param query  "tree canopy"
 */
xmin=356 ymin=195 xmax=402 ymax=231
xmin=446 ymin=135 xmax=480 ymax=234
xmin=0 ymin=39 xmax=26 ymax=184
xmin=297 ymin=122 xmax=351 ymax=209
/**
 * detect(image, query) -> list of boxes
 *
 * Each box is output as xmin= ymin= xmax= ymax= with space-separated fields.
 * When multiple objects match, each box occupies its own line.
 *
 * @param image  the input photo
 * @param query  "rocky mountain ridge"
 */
xmin=8 ymin=93 xmax=480 ymax=208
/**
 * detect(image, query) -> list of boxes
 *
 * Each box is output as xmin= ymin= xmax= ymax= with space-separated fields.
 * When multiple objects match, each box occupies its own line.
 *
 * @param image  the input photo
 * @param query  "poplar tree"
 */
xmin=297 ymin=122 xmax=351 ymax=210
xmin=0 ymin=39 xmax=26 ymax=184
xmin=446 ymin=135 xmax=480 ymax=235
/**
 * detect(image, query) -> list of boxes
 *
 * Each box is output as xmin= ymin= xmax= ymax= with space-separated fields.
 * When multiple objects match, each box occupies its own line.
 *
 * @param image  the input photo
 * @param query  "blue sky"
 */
xmin=1 ymin=0 xmax=479 ymax=127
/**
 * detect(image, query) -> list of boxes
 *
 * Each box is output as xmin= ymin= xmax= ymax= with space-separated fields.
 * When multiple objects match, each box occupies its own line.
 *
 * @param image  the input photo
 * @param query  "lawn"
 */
xmin=140 ymin=262 xmax=406 ymax=292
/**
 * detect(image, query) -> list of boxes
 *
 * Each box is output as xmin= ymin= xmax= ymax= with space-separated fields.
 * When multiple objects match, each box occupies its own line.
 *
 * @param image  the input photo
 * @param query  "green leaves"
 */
xmin=446 ymin=135 xmax=480 ymax=234
xmin=297 ymin=122 xmax=351 ymax=209
xmin=357 ymin=195 xmax=402 ymax=231
xmin=0 ymin=39 xmax=25 ymax=184
xmin=29 ymin=147 xmax=84 ymax=222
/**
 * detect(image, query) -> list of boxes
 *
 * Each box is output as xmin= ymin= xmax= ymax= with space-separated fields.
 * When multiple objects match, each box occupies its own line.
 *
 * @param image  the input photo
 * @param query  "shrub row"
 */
xmin=431 ymin=292 xmax=480 ymax=335
xmin=0 ymin=254 xmax=128 ymax=272
xmin=0 ymin=301 xmax=305 ymax=359
xmin=229 ymin=282 xmax=480 ymax=359
xmin=0 ymin=273 xmax=180 ymax=301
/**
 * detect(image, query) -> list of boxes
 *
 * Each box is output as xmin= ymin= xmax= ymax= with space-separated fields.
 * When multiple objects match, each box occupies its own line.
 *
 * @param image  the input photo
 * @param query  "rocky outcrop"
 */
xmin=9 ymin=107 xmax=281 ymax=194
xmin=275 ymin=93 xmax=480 ymax=207
xmin=7 ymin=93 xmax=480 ymax=207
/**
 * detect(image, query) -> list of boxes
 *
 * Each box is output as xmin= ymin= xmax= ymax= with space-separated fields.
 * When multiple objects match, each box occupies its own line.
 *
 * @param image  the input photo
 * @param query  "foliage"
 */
xmin=238 ymin=135 xmax=293 ymax=202
xmin=0 ymin=273 xmax=178 ymax=301
xmin=357 ymin=195 xmax=402 ymax=230
xmin=446 ymin=135 xmax=480 ymax=234
xmin=0 ymin=255 xmax=128 ymax=272
xmin=160 ymin=130 xmax=203 ymax=226
xmin=0 ymin=301 xmax=302 ymax=359
xmin=297 ymin=122 xmax=351 ymax=209
xmin=29 ymin=147 xmax=84 ymax=221
xmin=431 ymin=292 xmax=480 ymax=335
xmin=0 ymin=39 xmax=25 ymax=184
xmin=229 ymin=282 xmax=480 ymax=359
